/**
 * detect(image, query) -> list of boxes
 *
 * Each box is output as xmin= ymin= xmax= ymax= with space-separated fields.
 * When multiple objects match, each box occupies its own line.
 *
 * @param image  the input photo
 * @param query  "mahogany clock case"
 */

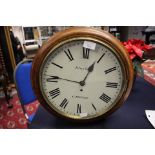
xmin=31 ymin=27 xmax=134 ymax=122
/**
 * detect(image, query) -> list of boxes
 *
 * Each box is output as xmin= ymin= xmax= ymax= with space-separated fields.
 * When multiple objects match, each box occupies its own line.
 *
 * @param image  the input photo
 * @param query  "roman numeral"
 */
xmin=51 ymin=62 xmax=63 ymax=69
xmin=106 ymin=82 xmax=118 ymax=88
xmin=83 ymin=47 xmax=90 ymax=59
xmin=64 ymin=49 xmax=74 ymax=61
xmin=99 ymin=93 xmax=111 ymax=103
xmin=97 ymin=53 xmax=105 ymax=63
xmin=92 ymin=104 xmax=96 ymax=111
xmin=49 ymin=88 xmax=60 ymax=99
xmin=46 ymin=76 xmax=59 ymax=82
xmin=105 ymin=67 xmax=116 ymax=74
xmin=77 ymin=104 xmax=81 ymax=114
xmin=60 ymin=98 xmax=68 ymax=109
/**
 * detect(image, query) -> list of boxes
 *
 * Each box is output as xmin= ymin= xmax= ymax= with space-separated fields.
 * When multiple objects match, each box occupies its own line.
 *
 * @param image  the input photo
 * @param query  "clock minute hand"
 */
xmin=59 ymin=77 xmax=80 ymax=84
xmin=46 ymin=75 xmax=80 ymax=84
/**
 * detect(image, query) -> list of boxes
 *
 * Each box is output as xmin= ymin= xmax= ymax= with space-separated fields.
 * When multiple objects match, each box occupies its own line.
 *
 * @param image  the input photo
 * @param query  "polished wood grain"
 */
xmin=31 ymin=27 xmax=134 ymax=122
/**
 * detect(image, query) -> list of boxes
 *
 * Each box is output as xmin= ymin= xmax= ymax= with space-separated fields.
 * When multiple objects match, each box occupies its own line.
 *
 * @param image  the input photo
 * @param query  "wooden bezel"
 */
xmin=31 ymin=27 xmax=134 ymax=122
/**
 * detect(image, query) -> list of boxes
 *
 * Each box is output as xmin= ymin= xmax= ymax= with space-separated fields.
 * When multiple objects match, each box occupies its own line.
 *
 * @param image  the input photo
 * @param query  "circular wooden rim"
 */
xmin=31 ymin=27 xmax=134 ymax=122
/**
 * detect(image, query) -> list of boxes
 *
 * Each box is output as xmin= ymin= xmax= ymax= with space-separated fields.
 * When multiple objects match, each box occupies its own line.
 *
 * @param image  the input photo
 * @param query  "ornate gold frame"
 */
xmin=4 ymin=26 xmax=16 ymax=70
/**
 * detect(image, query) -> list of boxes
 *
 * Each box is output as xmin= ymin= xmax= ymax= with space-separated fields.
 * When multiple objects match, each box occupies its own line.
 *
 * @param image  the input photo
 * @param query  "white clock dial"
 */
xmin=40 ymin=39 xmax=124 ymax=119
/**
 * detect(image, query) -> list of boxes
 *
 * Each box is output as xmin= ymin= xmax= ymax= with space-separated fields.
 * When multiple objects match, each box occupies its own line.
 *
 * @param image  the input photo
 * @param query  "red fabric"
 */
xmin=0 ymin=94 xmax=39 ymax=129
xmin=123 ymin=39 xmax=153 ymax=60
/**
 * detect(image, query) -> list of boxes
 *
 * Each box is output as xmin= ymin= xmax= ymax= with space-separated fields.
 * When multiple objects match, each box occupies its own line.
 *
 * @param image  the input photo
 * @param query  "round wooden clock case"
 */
xmin=31 ymin=27 xmax=134 ymax=122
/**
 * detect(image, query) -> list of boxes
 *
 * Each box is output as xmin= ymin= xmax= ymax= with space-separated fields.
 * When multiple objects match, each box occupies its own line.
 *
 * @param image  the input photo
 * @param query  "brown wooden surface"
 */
xmin=31 ymin=27 xmax=134 ymax=121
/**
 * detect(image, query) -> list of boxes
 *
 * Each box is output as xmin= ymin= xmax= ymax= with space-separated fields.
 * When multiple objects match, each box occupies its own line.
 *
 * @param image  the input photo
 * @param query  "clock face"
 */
xmin=39 ymin=39 xmax=125 ymax=120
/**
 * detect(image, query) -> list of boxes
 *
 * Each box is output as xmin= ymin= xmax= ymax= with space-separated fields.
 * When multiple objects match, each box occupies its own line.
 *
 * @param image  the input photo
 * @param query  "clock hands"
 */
xmin=45 ymin=75 xmax=80 ymax=84
xmin=59 ymin=77 xmax=80 ymax=84
xmin=79 ymin=62 xmax=96 ymax=86
xmin=45 ymin=61 xmax=96 ymax=86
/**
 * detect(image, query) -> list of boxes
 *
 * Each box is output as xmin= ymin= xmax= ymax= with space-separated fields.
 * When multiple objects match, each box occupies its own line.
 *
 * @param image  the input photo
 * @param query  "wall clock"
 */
xmin=31 ymin=27 xmax=134 ymax=122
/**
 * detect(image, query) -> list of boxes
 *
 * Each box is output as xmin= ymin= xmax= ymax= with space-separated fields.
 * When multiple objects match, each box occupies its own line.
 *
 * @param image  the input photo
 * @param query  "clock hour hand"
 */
xmin=46 ymin=75 xmax=80 ymax=84
xmin=80 ymin=62 xmax=95 ymax=86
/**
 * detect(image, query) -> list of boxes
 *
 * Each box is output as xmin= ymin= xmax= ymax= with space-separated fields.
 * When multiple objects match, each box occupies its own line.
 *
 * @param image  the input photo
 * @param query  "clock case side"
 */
xmin=31 ymin=27 xmax=134 ymax=122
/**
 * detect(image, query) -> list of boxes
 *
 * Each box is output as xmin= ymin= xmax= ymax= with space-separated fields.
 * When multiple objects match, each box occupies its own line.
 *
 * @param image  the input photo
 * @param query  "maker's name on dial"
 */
xmin=72 ymin=95 xmax=88 ymax=99
xmin=75 ymin=66 xmax=88 ymax=71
